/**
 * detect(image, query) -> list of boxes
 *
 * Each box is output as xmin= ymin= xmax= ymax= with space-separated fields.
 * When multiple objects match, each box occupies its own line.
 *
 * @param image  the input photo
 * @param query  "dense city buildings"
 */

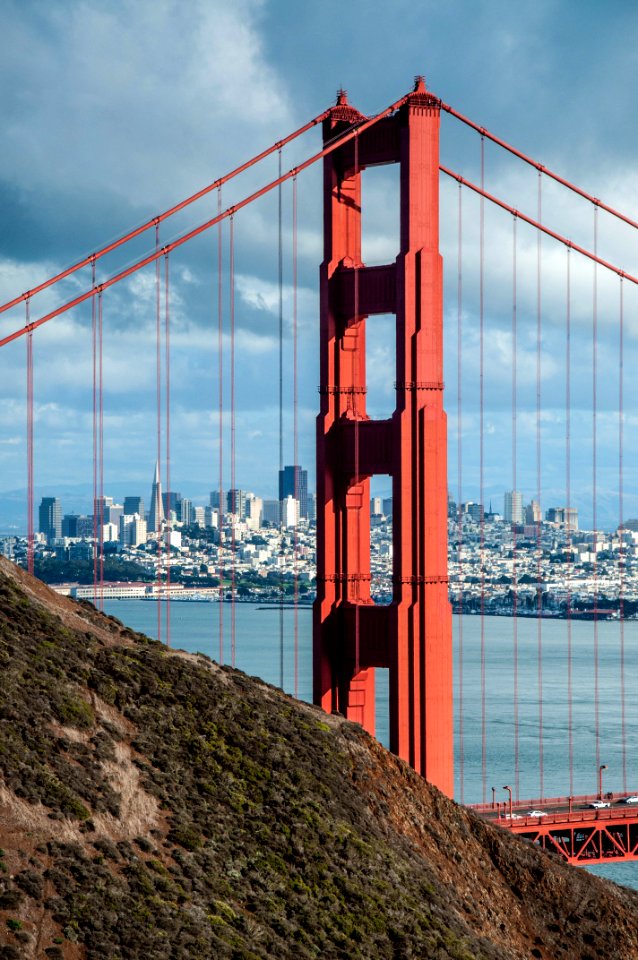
xmin=21 ymin=475 xmax=635 ymax=617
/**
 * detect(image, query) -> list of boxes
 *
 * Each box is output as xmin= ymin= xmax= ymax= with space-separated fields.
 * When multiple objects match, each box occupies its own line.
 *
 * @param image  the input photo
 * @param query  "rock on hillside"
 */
xmin=1 ymin=555 xmax=638 ymax=960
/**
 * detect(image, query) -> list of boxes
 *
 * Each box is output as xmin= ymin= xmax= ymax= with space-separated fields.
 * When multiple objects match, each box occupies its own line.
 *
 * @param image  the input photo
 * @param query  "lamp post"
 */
xmin=491 ymin=787 xmax=496 ymax=810
xmin=598 ymin=764 xmax=608 ymax=801
xmin=503 ymin=785 xmax=513 ymax=821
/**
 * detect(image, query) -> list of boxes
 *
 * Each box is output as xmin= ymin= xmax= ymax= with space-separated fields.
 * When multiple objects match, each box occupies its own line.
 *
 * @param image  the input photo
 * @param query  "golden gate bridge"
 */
xmin=1 ymin=76 xmax=637 ymax=865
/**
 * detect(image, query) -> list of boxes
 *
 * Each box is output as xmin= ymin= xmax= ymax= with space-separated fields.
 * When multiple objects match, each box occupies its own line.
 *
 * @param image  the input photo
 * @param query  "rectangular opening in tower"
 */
xmin=360 ymin=165 xmax=399 ymax=267
xmin=370 ymin=475 xmax=392 ymax=606
xmin=365 ymin=313 xmax=395 ymax=421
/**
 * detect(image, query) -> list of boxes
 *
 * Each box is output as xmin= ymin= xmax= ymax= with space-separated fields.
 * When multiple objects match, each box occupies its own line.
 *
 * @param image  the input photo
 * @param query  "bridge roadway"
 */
xmin=471 ymin=793 xmax=638 ymax=865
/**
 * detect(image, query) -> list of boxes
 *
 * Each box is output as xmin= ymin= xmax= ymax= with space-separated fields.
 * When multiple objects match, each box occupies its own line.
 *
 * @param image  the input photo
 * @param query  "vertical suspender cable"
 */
xmin=456 ymin=180 xmax=464 ymax=803
xmin=217 ymin=187 xmax=224 ymax=664
xmin=98 ymin=291 xmax=104 ymax=611
xmin=354 ymin=130 xmax=361 ymax=679
xmin=566 ymin=247 xmax=574 ymax=797
xmin=164 ymin=251 xmax=171 ymax=648
xmin=155 ymin=223 xmax=163 ymax=642
xmin=479 ymin=137 xmax=486 ymax=806
xmin=512 ymin=214 xmax=519 ymax=801
xmin=229 ymin=213 xmax=236 ymax=666
xmin=592 ymin=205 xmax=600 ymax=776
xmin=26 ymin=300 xmax=34 ymax=577
xmin=92 ymin=263 xmax=98 ymax=602
xmin=292 ymin=174 xmax=299 ymax=699
xmin=619 ymin=276 xmax=627 ymax=792
xmin=278 ymin=149 xmax=285 ymax=689
xmin=536 ymin=171 xmax=544 ymax=799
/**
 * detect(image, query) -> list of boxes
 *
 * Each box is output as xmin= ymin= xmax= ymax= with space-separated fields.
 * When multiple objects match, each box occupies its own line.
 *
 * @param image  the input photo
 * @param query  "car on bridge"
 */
xmin=618 ymin=795 xmax=638 ymax=804
xmin=526 ymin=810 xmax=547 ymax=817
xmin=588 ymin=800 xmax=611 ymax=809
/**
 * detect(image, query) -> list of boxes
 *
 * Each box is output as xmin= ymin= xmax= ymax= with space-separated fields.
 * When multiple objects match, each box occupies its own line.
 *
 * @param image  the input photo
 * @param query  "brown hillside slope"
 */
xmin=0 ymin=555 xmax=637 ymax=960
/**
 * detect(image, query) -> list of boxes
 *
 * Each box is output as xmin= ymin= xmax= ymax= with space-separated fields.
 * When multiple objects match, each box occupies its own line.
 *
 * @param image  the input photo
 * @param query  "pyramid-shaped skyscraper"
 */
xmin=148 ymin=460 xmax=164 ymax=533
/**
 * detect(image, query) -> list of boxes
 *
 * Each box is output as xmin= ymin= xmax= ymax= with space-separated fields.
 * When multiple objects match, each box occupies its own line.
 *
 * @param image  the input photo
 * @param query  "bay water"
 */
xmin=104 ymin=600 xmax=638 ymax=890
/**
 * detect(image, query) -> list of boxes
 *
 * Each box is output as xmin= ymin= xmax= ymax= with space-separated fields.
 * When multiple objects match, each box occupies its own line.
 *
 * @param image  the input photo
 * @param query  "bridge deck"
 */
xmin=472 ymin=793 xmax=638 ymax=865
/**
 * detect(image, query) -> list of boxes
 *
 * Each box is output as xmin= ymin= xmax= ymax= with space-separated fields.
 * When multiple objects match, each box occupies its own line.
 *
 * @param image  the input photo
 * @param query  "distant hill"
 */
xmin=1 ymin=556 xmax=638 ymax=959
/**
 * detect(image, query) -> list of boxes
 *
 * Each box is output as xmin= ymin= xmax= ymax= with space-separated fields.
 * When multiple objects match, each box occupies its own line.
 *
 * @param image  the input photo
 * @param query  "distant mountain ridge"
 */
xmin=1 ymin=555 xmax=638 ymax=959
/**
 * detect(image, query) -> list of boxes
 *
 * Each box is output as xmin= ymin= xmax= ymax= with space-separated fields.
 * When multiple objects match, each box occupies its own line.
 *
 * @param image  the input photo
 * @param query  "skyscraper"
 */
xmin=124 ymin=496 xmax=145 ymax=518
xmin=180 ymin=497 xmax=192 ymax=526
xmin=504 ymin=490 xmax=523 ymax=525
xmin=162 ymin=491 xmax=182 ymax=521
xmin=148 ymin=461 xmax=164 ymax=532
xmin=39 ymin=497 xmax=61 ymax=542
xmin=279 ymin=465 xmax=308 ymax=519
xmin=226 ymin=489 xmax=245 ymax=517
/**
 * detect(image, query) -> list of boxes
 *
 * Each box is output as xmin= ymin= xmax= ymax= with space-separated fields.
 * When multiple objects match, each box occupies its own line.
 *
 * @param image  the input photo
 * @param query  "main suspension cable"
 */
xmin=2 ymin=93 xmax=411 ymax=350
xmin=441 ymin=102 xmax=638 ymax=233
xmin=0 ymin=111 xmax=332 ymax=317
xmin=438 ymin=168 xmax=638 ymax=286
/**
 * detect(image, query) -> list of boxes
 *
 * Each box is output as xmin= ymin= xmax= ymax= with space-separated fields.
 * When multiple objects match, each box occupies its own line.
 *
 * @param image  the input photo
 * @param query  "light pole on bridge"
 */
xmin=503 ymin=785 xmax=513 ymax=821
xmin=598 ymin=764 xmax=608 ymax=801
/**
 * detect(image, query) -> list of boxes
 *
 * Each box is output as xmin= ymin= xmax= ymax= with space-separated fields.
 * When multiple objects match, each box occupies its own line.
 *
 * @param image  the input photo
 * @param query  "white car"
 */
xmin=526 ymin=809 xmax=547 ymax=817
xmin=588 ymin=801 xmax=611 ymax=809
xmin=619 ymin=795 xmax=638 ymax=804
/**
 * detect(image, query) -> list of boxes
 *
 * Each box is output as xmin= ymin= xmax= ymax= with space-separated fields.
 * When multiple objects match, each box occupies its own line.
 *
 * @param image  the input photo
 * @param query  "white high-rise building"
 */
xmin=245 ymin=494 xmax=263 ymax=530
xmin=281 ymin=495 xmax=299 ymax=528
xmin=119 ymin=514 xmax=147 ymax=548
xmin=504 ymin=490 xmax=523 ymax=525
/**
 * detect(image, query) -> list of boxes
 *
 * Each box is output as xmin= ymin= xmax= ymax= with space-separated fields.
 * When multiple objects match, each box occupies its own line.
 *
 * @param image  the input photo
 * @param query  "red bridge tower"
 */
xmin=313 ymin=78 xmax=453 ymax=796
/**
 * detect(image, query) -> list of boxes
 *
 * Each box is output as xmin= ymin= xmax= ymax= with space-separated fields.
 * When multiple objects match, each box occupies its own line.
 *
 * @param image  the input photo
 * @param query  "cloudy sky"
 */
xmin=1 ymin=0 xmax=638 ymax=530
